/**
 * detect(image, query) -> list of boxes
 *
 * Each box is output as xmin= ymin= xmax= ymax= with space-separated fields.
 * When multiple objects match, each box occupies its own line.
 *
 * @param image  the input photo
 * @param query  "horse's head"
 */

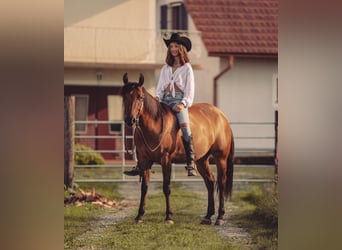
xmin=121 ymin=73 xmax=145 ymax=126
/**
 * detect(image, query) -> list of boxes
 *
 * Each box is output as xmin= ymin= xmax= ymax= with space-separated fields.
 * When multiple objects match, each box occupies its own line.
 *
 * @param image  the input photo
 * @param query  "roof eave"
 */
xmin=64 ymin=61 xmax=204 ymax=70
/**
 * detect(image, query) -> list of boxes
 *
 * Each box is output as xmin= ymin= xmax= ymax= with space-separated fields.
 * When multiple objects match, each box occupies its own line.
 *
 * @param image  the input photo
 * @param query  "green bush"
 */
xmin=74 ymin=143 xmax=105 ymax=165
xmin=253 ymin=187 xmax=278 ymax=228
xmin=235 ymin=185 xmax=278 ymax=249
xmin=241 ymin=185 xmax=278 ymax=228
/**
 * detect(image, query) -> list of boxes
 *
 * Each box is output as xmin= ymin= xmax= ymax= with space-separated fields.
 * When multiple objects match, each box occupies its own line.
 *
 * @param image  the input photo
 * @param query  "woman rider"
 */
xmin=124 ymin=33 xmax=197 ymax=176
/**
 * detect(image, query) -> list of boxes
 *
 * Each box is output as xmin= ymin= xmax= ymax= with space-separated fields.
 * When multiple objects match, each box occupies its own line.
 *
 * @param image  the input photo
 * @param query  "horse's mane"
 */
xmin=142 ymin=87 xmax=166 ymax=121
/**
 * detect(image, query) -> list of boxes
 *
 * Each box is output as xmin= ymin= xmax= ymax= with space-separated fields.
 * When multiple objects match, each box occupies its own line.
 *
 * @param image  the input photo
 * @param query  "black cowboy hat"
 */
xmin=163 ymin=33 xmax=192 ymax=52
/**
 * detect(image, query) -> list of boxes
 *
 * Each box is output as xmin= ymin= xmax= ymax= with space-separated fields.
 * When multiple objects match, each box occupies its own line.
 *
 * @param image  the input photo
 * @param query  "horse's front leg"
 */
xmin=135 ymin=169 xmax=150 ymax=224
xmin=161 ymin=158 xmax=173 ymax=224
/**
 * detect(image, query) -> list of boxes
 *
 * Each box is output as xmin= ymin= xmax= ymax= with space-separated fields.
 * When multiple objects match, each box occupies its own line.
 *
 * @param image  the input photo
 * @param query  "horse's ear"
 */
xmin=138 ymin=73 xmax=144 ymax=86
xmin=123 ymin=73 xmax=128 ymax=85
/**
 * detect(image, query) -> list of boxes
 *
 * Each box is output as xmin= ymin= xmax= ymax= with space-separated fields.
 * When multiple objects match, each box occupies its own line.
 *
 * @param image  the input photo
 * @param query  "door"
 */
xmin=64 ymin=86 xmax=124 ymax=160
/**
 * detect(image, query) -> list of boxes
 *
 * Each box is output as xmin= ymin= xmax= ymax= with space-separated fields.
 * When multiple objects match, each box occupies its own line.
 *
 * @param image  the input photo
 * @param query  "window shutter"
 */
xmin=172 ymin=5 xmax=179 ymax=30
xmin=171 ymin=3 xmax=188 ymax=31
xmin=179 ymin=3 xmax=188 ymax=30
xmin=160 ymin=5 xmax=167 ymax=30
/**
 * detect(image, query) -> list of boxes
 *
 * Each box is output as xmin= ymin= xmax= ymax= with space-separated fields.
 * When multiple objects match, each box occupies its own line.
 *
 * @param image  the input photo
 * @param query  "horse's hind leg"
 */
xmin=196 ymin=158 xmax=215 ymax=225
xmin=214 ymin=156 xmax=227 ymax=226
xmin=135 ymin=169 xmax=150 ymax=224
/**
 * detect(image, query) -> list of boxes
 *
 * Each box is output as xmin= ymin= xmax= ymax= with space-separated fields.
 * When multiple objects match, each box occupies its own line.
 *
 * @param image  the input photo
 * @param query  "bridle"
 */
xmin=124 ymin=91 xmax=165 ymax=153
xmin=124 ymin=92 xmax=144 ymax=155
xmin=132 ymin=94 xmax=144 ymax=127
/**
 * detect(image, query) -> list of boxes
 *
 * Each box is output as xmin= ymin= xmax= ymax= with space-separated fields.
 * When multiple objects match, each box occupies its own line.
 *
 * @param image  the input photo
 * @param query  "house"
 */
xmin=64 ymin=0 xmax=278 ymax=161
xmin=184 ymin=0 xmax=278 ymax=160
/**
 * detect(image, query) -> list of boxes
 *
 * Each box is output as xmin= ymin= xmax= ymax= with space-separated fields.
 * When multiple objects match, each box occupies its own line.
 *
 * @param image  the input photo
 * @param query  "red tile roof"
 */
xmin=184 ymin=0 xmax=278 ymax=57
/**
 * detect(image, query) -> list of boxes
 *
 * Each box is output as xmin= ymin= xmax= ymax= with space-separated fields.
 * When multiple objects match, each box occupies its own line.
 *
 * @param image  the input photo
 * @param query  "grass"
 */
xmin=64 ymin=183 xmax=239 ymax=249
xmin=74 ymin=167 xmax=123 ymax=180
xmin=93 ymin=188 xmax=238 ymax=250
xmin=234 ymin=166 xmax=275 ymax=180
xmin=74 ymin=164 xmax=275 ymax=182
xmin=65 ymin=168 xmax=278 ymax=249
xmin=64 ymin=183 xmax=125 ymax=249
xmin=102 ymin=220 xmax=236 ymax=250
xmin=64 ymin=204 xmax=103 ymax=249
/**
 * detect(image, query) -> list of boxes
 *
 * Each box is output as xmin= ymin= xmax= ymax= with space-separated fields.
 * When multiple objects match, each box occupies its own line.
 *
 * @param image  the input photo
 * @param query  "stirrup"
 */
xmin=124 ymin=166 xmax=140 ymax=176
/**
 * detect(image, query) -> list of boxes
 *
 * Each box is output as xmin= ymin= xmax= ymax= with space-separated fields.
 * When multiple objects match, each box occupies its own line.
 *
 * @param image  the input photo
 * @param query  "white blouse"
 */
xmin=155 ymin=62 xmax=195 ymax=107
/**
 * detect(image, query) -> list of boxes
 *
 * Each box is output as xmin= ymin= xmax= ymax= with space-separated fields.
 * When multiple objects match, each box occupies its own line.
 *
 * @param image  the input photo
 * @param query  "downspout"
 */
xmin=213 ymin=55 xmax=234 ymax=106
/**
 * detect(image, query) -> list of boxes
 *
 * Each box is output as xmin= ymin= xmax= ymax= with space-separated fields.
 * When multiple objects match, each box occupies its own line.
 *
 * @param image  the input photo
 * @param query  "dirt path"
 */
xmin=73 ymin=181 xmax=253 ymax=249
xmin=73 ymin=206 xmax=135 ymax=250
xmin=72 ymin=182 xmax=160 ymax=249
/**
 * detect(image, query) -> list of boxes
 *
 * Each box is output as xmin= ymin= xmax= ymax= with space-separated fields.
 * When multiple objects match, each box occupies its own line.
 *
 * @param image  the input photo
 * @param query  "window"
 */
xmin=160 ymin=2 xmax=188 ymax=31
xmin=74 ymin=95 xmax=89 ymax=133
xmin=107 ymin=95 xmax=123 ymax=133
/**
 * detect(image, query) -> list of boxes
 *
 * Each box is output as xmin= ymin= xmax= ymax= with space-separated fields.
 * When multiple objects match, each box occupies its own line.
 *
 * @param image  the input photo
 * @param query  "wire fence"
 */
xmin=72 ymin=120 xmax=277 ymax=183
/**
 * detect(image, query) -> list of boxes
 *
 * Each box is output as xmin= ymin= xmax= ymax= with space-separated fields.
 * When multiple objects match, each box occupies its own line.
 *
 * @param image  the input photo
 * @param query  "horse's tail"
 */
xmin=225 ymin=131 xmax=235 ymax=201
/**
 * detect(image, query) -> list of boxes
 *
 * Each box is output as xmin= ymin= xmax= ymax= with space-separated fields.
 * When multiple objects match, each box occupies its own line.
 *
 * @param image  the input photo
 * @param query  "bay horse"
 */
xmin=121 ymin=73 xmax=234 ymax=226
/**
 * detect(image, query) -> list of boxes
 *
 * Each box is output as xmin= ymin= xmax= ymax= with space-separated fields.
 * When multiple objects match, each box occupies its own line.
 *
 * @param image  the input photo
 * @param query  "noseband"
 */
xmin=132 ymin=94 xmax=145 ymax=127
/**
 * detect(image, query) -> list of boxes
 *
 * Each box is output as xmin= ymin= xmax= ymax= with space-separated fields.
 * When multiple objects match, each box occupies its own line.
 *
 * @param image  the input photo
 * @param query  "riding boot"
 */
xmin=124 ymin=164 xmax=141 ymax=176
xmin=182 ymin=136 xmax=197 ymax=176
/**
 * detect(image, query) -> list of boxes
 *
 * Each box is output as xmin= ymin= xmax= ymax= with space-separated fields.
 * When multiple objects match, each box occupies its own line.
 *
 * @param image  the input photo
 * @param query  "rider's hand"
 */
xmin=173 ymin=103 xmax=185 ymax=113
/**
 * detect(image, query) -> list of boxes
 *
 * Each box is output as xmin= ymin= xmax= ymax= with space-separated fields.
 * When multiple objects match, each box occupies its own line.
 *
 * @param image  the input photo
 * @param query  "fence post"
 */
xmin=64 ymin=96 xmax=75 ymax=188
xmin=274 ymin=110 xmax=278 ymax=183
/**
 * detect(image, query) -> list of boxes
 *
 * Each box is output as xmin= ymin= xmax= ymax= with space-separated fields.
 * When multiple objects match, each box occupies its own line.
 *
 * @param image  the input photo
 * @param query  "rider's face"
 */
xmin=169 ymin=42 xmax=180 ymax=57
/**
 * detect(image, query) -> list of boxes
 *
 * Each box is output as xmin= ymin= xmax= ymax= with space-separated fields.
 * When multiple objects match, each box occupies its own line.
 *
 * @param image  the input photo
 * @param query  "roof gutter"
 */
xmin=213 ymin=55 xmax=234 ymax=106
xmin=209 ymin=52 xmax=277 ymax=58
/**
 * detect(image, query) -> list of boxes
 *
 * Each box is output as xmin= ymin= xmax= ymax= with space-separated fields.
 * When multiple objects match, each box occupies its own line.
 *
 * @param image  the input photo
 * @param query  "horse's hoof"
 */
xmin=214 ymin=219 xmax=225 ymax=226
xmin=135 ymin=219 xmax=143 ymax=224
xmin=165 ymin=219 xmax=174 ymax=224
xmin=200 ymin=218 xmax=212 ymax=225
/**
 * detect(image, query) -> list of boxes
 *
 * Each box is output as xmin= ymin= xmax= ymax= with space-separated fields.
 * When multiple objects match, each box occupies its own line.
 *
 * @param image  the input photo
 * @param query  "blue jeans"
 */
xmin=162 ymin=92 xmax=192 ymax=141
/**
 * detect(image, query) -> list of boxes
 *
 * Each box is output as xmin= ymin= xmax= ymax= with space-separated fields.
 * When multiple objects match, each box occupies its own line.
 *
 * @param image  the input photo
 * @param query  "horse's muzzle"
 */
xmin=124 ymin=117 xmax=136 ymax=127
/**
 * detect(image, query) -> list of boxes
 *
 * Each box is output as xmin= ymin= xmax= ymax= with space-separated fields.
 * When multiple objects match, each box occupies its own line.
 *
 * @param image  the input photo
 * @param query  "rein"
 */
xmin=135 ymin=114 xmax=164 ymax=152
xmin=124 ymin=128 xmax=135 ymax=155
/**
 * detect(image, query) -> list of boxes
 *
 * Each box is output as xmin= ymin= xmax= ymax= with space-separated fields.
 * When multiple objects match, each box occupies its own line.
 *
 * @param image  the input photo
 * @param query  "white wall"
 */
xmin=64 ymin=68 xmax=156 ymax=91
xmin=65 ymin=0 xmax=154 ymax=29
xmin=217 ymin=57 xmax=278 ymax=153
xmin=192 ymin=42 xmax=220 ymax=104
xmin=64 ymin=0 xmax=158 ymax=64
